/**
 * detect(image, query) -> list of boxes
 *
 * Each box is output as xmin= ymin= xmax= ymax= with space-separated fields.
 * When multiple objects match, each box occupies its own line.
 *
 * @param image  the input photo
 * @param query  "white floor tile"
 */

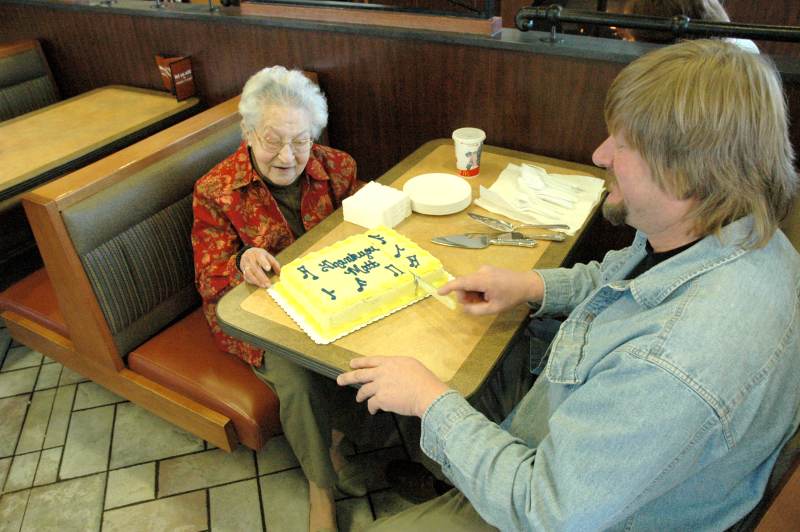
xmin=74 ymin=382 xmax=124 ymax=410
xmin=32 ymin=447 xmax=61 ymax=487
xmin=34 ymin=363 xmax=61 ymax=391
xmin=60 ymin=405 xmax=113 ymax=479
xmin=58 ymin=366 xmax=89 ymax=386
xmin=110 ymin=403 xmax=203 ymax=469
xmin=256 ymin=434 xmax=300 ymax=475
xmin=260 ymin=468 xmax=309 ymax=532
xmin=0 ymin=347 xmax=42 ymax=372
xmin=102 ymin=490 xmax=207 ymax=532
xmin=0 ymin=489 xmax=29 ymax=532
xmin=41 ymin=384 xmax=76 ymax=449
xmin=159 ymin=447 xmax=255 ymax=497
xmin=0 ymin=395 xmax=29 ymax=458
xmin=0 ymin=456 xmax=11 ymax=492
xmin=4 ymin=452 xmax=39 ymax=492
xmin=0 ymin=368 xmax=38 ymax=398
xmin=16 ymin=389 xmax=56 ymax=454
xmin=105 ymin=462 xmax=155 ymax=509
xmin=22 ymin=473 xmax=105 ymax=531
xmin=209 ymin=478 xmax=262 ymax=532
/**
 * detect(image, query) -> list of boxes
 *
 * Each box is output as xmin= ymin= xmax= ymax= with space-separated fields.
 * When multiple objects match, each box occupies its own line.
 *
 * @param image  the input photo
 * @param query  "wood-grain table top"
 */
xmin=0 ymin=85 xmax=199 ymax=194
xmin=217 ymin=139 xmax=607 ymax=397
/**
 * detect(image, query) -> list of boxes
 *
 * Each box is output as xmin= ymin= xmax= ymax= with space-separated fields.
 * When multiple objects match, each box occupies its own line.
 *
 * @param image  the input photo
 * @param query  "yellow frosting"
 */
xmin=273 ymin=226 xmax=448 ymax=340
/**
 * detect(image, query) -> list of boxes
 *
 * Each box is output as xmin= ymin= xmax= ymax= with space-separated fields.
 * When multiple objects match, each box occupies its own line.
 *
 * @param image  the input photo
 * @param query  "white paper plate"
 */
xmin=402 ymin=173 xmax=472 ymax=215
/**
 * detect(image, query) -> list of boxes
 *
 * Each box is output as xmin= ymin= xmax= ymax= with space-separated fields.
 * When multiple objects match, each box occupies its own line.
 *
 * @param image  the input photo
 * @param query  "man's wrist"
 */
xmin=416 ymin=381 xmax=451 ymax=417
xmin=527 ymin=270 xmax=545 ymax=303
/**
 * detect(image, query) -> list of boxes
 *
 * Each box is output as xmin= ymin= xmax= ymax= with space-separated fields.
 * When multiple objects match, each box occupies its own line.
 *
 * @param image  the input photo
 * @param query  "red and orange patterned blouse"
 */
xmin=192 ymin=141 xmax=360 ymax=366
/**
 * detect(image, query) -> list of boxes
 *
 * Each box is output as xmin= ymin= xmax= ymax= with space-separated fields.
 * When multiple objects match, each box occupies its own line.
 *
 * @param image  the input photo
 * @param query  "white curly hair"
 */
xmin=238 ymin=65 xmax=328 ymax=140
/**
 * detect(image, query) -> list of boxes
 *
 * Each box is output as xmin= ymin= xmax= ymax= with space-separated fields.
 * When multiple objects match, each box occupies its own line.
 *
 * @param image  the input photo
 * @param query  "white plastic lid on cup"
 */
xmin=452 ymin=127 xmax=486 ymax=144
xmin=452 ymin=127 xmax=486 ymax=177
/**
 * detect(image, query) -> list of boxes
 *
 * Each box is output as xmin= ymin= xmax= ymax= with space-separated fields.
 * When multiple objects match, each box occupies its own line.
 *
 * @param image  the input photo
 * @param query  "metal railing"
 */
xmin=516 ymin=5 xmax=800 ymax=43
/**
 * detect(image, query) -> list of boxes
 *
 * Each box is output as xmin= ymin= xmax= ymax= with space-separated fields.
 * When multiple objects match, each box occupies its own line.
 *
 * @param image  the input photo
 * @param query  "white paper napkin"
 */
xmin=474 ymin=163 xmax=605 ymax=235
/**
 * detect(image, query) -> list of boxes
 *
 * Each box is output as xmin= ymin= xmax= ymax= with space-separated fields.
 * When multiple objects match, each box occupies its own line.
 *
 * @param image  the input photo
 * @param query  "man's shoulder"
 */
xmin=654 ymin=238 xmax=800 ymax=408
xmin=690 ymin=231 xmax=799 ymax=309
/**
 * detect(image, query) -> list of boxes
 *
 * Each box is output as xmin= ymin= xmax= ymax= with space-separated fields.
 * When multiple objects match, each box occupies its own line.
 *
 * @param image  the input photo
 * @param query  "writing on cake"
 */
xmin=270 ymin=226 xmax=449 ymax=342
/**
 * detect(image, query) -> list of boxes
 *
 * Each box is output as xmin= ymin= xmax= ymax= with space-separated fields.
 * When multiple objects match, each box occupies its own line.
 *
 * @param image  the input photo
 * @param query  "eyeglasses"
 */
xmin=252 ymin=132 xmax=313 ymax=153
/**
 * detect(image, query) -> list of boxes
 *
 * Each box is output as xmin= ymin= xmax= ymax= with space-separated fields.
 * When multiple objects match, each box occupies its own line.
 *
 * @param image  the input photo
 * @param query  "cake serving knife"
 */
xmin=412 ymin=273 xmax=456 ymax=310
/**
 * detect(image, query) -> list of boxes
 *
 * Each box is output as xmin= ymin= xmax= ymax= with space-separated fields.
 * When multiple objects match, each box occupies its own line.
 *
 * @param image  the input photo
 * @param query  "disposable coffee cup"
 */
xmin=452 ymin=127 xmax=486 ymax=178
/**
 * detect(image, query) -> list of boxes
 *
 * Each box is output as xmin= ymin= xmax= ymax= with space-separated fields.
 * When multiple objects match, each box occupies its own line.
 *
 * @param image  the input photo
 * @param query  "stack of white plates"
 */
xmin=402 ymin=173 xmax=472 ymax=215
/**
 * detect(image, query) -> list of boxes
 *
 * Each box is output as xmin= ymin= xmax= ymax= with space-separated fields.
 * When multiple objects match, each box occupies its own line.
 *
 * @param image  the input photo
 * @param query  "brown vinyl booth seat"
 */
xmin=0 ymin=39 xmax=58 ymax=121
xmin=0 ymin=96 xmax=280 ymax=452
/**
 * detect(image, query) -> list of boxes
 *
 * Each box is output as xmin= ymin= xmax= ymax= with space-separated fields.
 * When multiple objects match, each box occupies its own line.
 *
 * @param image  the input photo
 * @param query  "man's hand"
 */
xmin=241 ymin=248 xmax=282 ymax=288
xmin=438 ymin=266 xmax=544 ymax=315
xmin=337 ymin=357 xmax=450 ymax=417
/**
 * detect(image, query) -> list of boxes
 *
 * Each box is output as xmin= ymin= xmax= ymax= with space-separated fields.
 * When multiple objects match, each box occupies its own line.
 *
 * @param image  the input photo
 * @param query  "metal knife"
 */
xmin=412 ymin=273 xmax=456 ymax=310
xmin=521 ymin=232 xmax=566 ymax=242
xmin=468 ymin=212 xmax=569 ymax=233
xmin=431 ymin=233 xmax=537 ymax=249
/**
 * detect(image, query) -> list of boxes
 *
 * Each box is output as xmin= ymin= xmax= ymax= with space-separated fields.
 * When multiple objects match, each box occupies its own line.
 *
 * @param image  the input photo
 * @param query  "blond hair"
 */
xmin=605 ymin=39 xmax=797 ymax=247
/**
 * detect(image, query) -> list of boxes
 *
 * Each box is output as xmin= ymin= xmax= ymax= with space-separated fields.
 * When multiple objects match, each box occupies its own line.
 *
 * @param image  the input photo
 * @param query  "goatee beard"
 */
xmin=602 ymin=170 xmax=627 ymax=226
xmin=602 ymin=200 xmax=628 ymax=226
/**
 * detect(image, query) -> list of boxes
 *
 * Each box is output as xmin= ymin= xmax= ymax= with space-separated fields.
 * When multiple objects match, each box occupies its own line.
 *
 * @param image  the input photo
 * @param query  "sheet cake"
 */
xmin=269 ymin=226 xmax=449 ymax=343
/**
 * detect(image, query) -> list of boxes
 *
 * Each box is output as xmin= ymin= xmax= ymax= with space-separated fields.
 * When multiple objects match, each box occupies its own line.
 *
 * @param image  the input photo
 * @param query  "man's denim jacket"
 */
xmin=421 ymin=217 xmax=800 ymax=531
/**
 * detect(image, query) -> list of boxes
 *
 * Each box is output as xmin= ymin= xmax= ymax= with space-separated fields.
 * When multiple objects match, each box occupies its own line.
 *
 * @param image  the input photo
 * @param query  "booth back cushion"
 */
xmin=0 ymin=40 xmax=58 ymax=121
xmin=61 ymin=123 xmax=241 ymax=356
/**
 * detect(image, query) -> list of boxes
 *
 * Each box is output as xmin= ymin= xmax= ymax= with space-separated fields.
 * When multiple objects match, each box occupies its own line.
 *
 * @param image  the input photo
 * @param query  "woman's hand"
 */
xmin=438 ymin=266 xmax=544 ymax=315
xmin=240 ymin=248 xmax=282 ymax=288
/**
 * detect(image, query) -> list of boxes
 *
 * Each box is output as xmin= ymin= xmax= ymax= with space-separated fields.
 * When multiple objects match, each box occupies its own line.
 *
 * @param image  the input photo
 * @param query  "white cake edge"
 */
xmin=267 ymin=272 xmax=454 ymax=345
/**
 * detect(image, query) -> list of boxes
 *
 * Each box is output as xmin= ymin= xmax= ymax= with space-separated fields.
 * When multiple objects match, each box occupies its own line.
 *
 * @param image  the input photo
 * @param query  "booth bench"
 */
xmin=0 ymin=97 xmax=280 ymax=451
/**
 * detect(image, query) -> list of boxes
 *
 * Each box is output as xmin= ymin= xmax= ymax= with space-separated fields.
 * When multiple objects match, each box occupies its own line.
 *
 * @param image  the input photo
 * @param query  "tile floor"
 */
xmin=0 ymin=321 xmax=421 ymax=531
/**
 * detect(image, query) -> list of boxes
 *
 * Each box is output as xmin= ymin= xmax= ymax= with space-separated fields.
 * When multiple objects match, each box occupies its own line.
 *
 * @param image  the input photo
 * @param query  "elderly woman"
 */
xmin=192 ymin=66 xmax=366 ymax=532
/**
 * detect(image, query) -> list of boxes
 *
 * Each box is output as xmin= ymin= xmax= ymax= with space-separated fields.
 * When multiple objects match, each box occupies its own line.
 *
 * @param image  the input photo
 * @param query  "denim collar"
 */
xmin=619 ymin=217 xmax=754 ymax=309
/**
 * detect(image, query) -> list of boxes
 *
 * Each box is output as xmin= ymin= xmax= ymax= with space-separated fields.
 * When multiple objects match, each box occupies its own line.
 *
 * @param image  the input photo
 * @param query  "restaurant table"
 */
xmin=0 ymin=84 xmax=200 ymax=207
xmin=216 ymin=139 xmax=607 ymax=397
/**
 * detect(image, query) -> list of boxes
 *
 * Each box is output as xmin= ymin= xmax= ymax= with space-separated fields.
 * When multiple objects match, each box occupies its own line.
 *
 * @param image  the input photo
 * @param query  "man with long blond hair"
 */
xmin=340 ymin=39 xmax=800 ymax=530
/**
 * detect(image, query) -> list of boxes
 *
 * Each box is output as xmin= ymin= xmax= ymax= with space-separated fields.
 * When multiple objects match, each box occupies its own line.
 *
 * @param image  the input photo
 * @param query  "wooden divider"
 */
xmin=11 ymin=97 xmax=242 ymax=451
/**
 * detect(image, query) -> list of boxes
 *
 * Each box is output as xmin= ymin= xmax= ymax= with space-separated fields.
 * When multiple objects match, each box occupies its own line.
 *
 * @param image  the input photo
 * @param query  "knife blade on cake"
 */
xmin=412 ymin=273 xmax=456 ymax=310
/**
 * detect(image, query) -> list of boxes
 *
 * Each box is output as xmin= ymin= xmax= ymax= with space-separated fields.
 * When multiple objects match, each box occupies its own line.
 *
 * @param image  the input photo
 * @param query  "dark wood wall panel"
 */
xmin=0 ymin=3 xmax=620 ymax=181
xmin=3 ymin=2 xmax=798 ymax=184
xmin=724 ymin=0 xmax=800 ymax=58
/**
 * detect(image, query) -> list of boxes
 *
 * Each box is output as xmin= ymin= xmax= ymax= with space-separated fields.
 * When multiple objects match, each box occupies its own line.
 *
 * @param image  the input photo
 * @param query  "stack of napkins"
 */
xmin=474 ymin=163 xmax=605 ymax=235
xmin=343 ymin=181 xmax=412 ymax=229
